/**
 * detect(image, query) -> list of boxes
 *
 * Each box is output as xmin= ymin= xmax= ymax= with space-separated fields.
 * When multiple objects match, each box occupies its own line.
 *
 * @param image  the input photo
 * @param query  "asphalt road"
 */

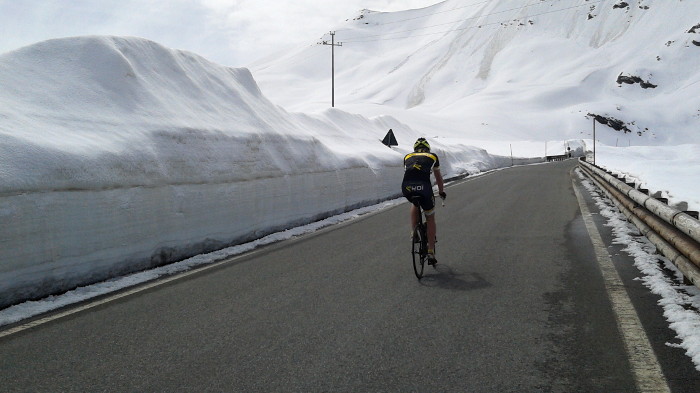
xmin=1 ymin=160 xmax=698 ymax=392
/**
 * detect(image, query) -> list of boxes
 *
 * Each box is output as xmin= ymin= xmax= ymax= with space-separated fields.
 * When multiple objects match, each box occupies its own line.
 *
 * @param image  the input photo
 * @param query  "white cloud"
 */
xmin=0 ymin=0 xmax=438 ymax=66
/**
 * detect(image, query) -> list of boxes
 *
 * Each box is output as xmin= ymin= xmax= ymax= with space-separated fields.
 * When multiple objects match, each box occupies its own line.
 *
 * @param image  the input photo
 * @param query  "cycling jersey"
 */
xmin=403 ymin=152 xmax=440 ymax=183
xmin=402 ymin=151 xmax=441 ymax=213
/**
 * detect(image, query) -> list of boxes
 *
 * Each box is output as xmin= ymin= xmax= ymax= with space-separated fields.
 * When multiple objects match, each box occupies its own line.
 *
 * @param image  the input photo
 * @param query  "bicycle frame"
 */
xmin=411 ymin=193 xmax=444 ymax=279
xmin=411 ymin=197 xmax=428 ymax=279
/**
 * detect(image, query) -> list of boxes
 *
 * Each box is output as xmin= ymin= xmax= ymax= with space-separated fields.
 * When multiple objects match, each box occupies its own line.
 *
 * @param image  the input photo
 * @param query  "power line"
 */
xmin=341 ymin=0 xmax=606 ymax=43
xmin=336 ymin=0 xmax=493 ymax=32
xmin=340 ymin=1 xmax=541 ymax=41
xmin=251 ymin=44 xmax=326 ymax=73
xmin=341 ymin=0 xmax=569 ymax=40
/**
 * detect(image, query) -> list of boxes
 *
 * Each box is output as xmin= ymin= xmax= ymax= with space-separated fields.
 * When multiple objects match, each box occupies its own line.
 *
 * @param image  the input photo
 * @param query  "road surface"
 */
xmin=1 ymin=160 xmax=698 ymax=392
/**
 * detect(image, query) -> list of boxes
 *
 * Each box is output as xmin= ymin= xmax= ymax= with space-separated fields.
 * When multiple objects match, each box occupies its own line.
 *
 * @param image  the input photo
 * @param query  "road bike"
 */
xmin=411 ymin=195 xmax=444 ymax=279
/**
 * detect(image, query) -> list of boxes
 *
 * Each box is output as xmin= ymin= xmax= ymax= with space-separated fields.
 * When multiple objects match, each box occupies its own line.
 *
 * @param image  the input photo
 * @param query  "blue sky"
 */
xmin=0 ymin=0 xmax=438 ymax=67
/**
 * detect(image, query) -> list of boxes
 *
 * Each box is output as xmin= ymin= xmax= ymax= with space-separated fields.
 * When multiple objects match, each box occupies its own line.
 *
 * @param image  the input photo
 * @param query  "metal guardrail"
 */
xmin=546 ymin=154 xmax=569 ymax=162
xmin=578 ymin=159 xmax=700 ymax=288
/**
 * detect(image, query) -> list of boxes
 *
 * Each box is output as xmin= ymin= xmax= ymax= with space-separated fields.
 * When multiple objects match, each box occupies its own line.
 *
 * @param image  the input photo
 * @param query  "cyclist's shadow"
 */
xmin=418 ymin=264 xmax=491 ymax=291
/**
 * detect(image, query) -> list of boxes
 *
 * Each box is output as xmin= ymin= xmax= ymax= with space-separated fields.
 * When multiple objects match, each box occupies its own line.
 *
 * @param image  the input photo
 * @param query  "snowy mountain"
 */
xmin=252 ymin=0 xmax=700 ymax=146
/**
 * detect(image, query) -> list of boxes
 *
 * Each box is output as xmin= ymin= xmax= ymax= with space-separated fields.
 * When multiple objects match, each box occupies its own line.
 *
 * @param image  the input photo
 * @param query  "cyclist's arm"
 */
xmin=434 ymin=167 xmax=445 ymax=193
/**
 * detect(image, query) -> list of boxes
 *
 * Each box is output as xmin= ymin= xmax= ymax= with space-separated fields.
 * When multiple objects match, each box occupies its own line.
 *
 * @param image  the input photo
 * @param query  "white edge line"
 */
xmin=572 ymin=169 xmax=670 ymax=393
xmin=0 ymin=248 xmax=257 ymax=338
xmin=0 ymin=198 xmax=406 ymax=336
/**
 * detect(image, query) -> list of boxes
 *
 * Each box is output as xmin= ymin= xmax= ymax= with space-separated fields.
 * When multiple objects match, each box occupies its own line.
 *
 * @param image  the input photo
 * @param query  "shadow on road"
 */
xmin=418 ymin=264 xmax=491 ymax=291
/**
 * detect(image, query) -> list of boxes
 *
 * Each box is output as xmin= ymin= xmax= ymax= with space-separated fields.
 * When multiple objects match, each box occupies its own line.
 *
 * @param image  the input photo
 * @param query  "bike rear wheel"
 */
xmin=412 ymin=223 xmax=427 ymax=279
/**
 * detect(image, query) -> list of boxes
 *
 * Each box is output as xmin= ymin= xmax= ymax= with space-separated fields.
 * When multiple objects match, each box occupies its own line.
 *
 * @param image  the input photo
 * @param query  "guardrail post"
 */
xmin=577 ymin=159 xmax=700 ymax=289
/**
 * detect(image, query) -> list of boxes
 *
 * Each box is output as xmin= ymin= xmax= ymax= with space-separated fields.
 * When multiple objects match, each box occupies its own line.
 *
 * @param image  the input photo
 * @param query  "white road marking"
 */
xmin=0 ymin=250 xmax=254 ymax=338
xmin=0 ymin=199 xmax=405 ymax=337
xmin=572 ymin=174 xmax=671 ymax=393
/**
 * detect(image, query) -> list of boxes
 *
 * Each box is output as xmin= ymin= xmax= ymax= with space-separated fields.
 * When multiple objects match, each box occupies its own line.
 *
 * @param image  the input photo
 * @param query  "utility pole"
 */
xmin=320 ymin=31 xmax=342 ymax=107
xmin=593 ymin=117 xmax=596 ymax=165
xmin=510 ymin=144 xmax=514 ymax=166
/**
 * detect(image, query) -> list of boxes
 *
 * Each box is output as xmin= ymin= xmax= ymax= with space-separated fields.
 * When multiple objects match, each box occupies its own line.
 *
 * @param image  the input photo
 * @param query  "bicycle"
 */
xmin=411 ymin=194 xmax=444 ymax=279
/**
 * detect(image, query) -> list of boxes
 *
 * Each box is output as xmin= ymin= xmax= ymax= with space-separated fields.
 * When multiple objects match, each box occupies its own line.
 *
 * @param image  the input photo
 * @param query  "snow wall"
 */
xmin=1 ymin=162 xmax=402 ymax=309
xmin=0 ymin=36 xmax=520 ymax=308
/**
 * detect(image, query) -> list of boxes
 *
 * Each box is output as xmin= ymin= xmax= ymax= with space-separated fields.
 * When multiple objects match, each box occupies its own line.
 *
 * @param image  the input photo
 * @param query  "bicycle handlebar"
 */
xmin=435 ymin=193 xmax=446 ymax=207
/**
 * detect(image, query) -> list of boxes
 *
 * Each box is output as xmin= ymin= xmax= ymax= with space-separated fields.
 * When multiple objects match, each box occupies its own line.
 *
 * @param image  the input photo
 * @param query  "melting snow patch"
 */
xmin=578 ymin=169 xmax=700 ymax=371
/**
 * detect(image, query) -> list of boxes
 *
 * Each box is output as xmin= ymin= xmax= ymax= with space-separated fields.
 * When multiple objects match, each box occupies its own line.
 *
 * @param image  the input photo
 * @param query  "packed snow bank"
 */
xmin=0 ymin=36 xmax=518 ymax=308
xmin=594 ymin=144 xmax=700 ymax=211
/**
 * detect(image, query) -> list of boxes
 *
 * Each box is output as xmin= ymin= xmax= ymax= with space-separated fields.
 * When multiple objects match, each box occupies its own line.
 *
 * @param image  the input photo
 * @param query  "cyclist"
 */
xmin=402 ymin=138 xmax=446 ymax=265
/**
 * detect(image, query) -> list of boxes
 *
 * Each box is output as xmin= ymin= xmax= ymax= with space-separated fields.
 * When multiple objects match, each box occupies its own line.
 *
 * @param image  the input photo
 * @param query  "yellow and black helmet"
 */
xmin=413 ymin=138 xmax=431 ymax=152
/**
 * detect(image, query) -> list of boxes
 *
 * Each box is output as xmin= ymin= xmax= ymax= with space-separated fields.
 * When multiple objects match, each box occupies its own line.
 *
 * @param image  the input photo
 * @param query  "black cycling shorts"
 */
xmin=402 ymin=180 xmax=435 ymax=214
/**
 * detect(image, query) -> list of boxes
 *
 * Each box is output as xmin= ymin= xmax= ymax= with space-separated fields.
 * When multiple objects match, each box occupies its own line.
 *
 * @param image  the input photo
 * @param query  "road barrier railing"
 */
xmin=546 ymin=154 xmax=569 ymax=162
xmin=578 ymin=159 xmax=700 ymax=288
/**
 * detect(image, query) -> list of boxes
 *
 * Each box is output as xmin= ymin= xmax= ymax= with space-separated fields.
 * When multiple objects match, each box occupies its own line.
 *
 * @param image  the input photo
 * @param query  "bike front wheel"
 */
xmin=412 ymin=224 xmax=427 ymax=279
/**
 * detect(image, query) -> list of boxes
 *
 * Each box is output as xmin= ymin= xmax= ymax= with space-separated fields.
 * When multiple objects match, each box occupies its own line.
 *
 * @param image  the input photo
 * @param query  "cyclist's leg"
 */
xmin=402 ymin=181 xmax=423 ymax=233
xmin=420 ymin=192 xmax=437 ymax=262
xmin=410 ymin=204 xmax=419 ymax=229
xmin=425 ymin=209 xmax=437 ymax=254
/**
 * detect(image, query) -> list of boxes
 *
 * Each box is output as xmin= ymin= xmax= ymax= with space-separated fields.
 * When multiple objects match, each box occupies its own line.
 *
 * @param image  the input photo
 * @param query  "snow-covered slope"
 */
xmin=253 ymin=0 xmax=700 ymax=146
